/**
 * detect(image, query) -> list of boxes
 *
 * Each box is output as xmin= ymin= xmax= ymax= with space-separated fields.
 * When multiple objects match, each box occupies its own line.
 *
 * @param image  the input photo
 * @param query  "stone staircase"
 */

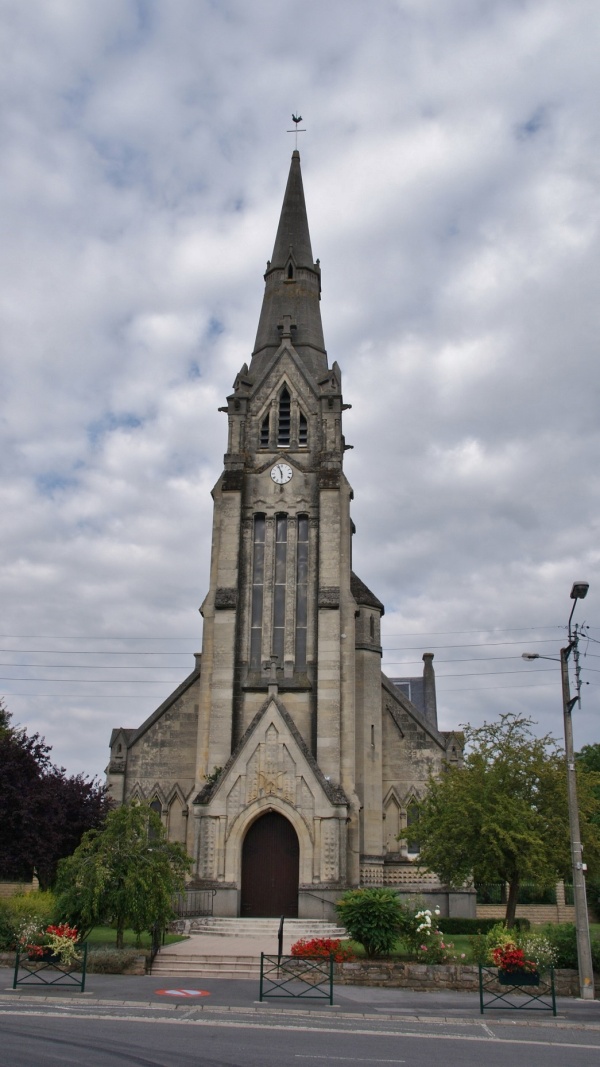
xmin=172 ymin=917 xmax=346 ymax=937
xmin=151 ymin=918 xmax=347 ymax=979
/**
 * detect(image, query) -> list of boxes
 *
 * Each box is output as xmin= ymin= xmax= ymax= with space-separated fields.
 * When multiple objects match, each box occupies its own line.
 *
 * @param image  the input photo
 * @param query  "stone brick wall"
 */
xmin=335 ymin=959 xmax=581 ymax=996
xmin=0 ymin=880 xmax=38 ymax=898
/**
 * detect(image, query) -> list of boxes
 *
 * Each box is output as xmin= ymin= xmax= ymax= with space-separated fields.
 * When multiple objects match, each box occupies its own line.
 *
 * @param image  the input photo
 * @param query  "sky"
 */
xmin=1 ymin=0 xmax=599 ymax=782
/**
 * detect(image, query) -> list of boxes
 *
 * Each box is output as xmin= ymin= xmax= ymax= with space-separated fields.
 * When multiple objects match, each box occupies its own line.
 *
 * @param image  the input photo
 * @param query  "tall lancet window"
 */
xmin=272 ymin=514 xmax=288 ymax=663
xmin=250 ymin=515 xmax=266 ymax=669
xmin=295 ymin=515 xmax=309 ymax=669
xmin=260 ymin=414 xmax=270 ymax=447
xmin=299 ymin=412 xmax=308 ymax=446
xmin=277 ymin=388 xmax=291 ymax=446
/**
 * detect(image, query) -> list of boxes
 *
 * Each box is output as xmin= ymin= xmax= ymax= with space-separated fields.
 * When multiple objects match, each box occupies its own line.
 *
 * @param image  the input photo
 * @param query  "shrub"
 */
xmin=0 ymin=891 xmax=57 ymax=950
xmin=438 ymin=917 xmax=530 ymax=935
xmin=336 ymin=888 xmax=406 ymax=958
xmin=0 ymin=901 xmax=15 ymax=950
xmin=291 ymin=937 xmax=354 ymax=962
xmin=86 ymin=949 xmax=148 ymax=974
xmin=542 ymin=923 xmax=577 ymax=969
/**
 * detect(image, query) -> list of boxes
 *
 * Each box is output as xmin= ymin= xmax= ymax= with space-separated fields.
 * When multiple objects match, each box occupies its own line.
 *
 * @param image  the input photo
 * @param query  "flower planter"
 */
xmin=498 ymin=970 xmax=540 ymax=986
xmin=27 ymin=949 xmax=59 ymax=964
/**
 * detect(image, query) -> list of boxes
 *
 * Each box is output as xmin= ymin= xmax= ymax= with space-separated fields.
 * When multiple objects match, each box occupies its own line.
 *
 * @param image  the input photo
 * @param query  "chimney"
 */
xmin=422 ymin=652 xmax=438 ymax=727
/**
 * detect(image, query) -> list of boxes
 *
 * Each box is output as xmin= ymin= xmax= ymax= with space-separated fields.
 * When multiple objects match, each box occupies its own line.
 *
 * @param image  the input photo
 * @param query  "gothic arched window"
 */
xmin=272 ymin=514 xmax=288 ymax=662
xmin=295 ymin=515 xmax=309 ymax=668
xmin=406 ymin=800 xmax=420 ymax=855
xmin=260 ymin=413 xmax=270 ymax=447
xmin=299 ymin=412 xmax=308 ymax=446
xmin=250 ymin=515 xmax=266 ymax=669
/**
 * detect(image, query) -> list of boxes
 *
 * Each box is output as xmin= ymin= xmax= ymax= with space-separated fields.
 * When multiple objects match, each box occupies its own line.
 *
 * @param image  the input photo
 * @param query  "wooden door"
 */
xmin=240 ymin=812 xmax=299 ymax=917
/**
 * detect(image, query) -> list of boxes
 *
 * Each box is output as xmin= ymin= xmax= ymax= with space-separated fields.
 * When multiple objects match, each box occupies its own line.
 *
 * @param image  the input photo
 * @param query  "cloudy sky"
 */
xmin=2 ymin=0 xmax=599 ymax=781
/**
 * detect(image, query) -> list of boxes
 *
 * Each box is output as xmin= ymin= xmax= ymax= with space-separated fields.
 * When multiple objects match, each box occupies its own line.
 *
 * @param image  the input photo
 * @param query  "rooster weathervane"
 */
xmin=287 ymin=113 xmax=306 ymax=149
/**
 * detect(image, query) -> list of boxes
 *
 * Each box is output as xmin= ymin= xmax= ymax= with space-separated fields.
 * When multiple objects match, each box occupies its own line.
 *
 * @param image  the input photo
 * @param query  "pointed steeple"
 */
xmin=250 ymin=151 xmax=328 ymax=381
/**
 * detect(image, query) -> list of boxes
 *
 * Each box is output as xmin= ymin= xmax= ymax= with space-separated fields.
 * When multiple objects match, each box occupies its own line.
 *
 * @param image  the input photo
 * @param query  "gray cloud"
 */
xmin=1 ymin=0 xmax=599 ymax=777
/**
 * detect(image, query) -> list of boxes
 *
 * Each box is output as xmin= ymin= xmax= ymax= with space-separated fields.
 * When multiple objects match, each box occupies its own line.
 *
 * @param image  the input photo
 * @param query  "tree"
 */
xmin=415 ymin=713 xmax=600 ymax=926
xmin=56 ymin=803 xmax=192 ymax=947
xmin=0 ymin=702 xmax=109 ymax=888
xmin=575 ymin=743 xmax=600 ymax=911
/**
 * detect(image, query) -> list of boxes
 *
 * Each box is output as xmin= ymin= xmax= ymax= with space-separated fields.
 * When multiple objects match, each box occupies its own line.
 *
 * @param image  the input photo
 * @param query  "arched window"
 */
xmin=260 ymin=414 xmax=270 ymax=447
xmin=250 ymin=515 xmax=266 ymax=669
xmin=295 ymin=515 xmax=308 ymax=668
xmin=406 ymin=800 xmax=420 ymax=855
xmin=298 ymin=412 xmax=308 ymax=446
xmin=287 ymin=263 xmax=294 ymax=279
xmin=273 ymin=514 xmax=288 ymax=662
xmin=278 ymin=388 xmax=291 ymax=446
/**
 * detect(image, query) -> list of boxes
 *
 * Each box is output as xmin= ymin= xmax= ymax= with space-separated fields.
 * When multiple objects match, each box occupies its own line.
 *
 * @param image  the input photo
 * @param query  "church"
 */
xmin=106 ymin=150 xmax=468 ymax=918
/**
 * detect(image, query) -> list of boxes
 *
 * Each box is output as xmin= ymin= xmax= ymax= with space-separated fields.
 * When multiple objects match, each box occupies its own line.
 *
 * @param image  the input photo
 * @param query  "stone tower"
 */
xmin=107 ymin=151 xmax=466 ymax=918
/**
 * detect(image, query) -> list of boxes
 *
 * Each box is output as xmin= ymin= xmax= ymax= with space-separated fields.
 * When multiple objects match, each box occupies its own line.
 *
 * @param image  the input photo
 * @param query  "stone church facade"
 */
xmin=107 ymin=151 xmax=469 ymax=918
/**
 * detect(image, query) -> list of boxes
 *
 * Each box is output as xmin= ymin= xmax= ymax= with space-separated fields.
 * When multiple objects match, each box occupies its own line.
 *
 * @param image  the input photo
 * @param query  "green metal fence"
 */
xmin=475 ymin=883 xmax=557 ymax=905
xmin=259 ymin=953 xmax=334 ymax=1004
xmin=13 ymin=943 xmax=88 ymax=993
xmin=479 ymin=965 xmax=556 ymax=1015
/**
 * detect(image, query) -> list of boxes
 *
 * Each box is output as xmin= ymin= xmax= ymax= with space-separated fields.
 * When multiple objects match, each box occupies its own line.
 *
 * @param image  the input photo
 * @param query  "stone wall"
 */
xmin=0 ymin=881 xmax=38 ymax=898
xmin=335 ymin=959 xmax=581 ymax=997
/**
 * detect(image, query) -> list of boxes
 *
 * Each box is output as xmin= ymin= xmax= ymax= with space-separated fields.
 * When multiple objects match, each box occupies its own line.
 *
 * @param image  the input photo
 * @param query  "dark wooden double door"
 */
xmin=240 ymin=812 xmax=299 ymax=917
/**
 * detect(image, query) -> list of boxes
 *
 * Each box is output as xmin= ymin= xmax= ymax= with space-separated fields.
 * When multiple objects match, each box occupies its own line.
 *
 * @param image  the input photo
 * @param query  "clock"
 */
xmin=270 ymin=462 xmax=293 ymax=484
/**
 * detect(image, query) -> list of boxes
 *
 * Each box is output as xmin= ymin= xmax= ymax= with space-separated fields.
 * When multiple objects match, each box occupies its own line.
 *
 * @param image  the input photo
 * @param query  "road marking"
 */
xmin=155 ymin=989 xmax=210 ymax=997
xmin=0 ymin=1010 xmax=599 ymax=1050
xmin=296 ymin=1058 xmax=405 ymax=1063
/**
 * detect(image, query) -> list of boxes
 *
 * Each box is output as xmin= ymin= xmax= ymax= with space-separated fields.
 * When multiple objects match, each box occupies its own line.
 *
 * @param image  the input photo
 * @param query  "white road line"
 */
xmin=0 ymin=1009 xmax=599 ymax=1051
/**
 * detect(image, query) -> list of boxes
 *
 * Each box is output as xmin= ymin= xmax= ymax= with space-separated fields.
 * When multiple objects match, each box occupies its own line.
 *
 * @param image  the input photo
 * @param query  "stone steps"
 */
xmin=152 ymin=954 xmax=261 ymax=978
xmin=152 ymin=918 xmax=348 ymax=977
xmin=174 ymin=917 xmax=346 ymax=938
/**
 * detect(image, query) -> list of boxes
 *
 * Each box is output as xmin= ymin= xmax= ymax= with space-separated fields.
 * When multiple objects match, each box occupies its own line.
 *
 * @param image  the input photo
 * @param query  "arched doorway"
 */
xmin=240 ymin=811 xmax=299 ymax=917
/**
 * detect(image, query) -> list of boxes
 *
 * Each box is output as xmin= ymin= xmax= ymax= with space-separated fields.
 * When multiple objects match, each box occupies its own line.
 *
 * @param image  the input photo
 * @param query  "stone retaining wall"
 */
xmin=334 ymin=959 xmax=582 ymax=997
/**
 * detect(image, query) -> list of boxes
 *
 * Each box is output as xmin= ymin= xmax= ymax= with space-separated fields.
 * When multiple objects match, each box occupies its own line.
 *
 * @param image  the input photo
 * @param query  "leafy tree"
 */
xmin=415 ymin=714 xmax=600 ymax=926
xmin=0 ymin=702 xmax=109 ymax=888
xmin=576 ymin=743 xmax=600 ymax=911
xmin=56 ymin=803 xmax=192 ymax=947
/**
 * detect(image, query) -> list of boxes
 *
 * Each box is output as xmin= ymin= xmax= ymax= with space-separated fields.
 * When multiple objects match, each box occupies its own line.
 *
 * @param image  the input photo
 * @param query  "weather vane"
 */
xmin=287 ymin=113 xmax=306 ymax=149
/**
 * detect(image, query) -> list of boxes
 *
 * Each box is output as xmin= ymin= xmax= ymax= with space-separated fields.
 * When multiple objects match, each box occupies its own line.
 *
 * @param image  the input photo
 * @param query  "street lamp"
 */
xmin=522 ymin=581 xmax=594 ymax=1000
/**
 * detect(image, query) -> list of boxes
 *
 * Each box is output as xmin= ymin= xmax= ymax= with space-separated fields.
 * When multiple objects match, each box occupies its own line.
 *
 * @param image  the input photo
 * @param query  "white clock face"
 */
xmin=270 ymin=462 xmax=293 ymax=484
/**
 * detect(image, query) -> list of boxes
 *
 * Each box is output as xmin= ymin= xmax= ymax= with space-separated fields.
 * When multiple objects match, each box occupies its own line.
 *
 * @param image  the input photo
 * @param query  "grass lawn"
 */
xmin=85 ymin=927 xmax=187 ymax=949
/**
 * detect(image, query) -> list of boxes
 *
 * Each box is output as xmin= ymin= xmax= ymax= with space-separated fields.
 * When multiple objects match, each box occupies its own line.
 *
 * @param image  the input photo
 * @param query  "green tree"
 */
xmin=415 ymin=714 xmax=600 ymax=926
xmin=56 ymin=803 xmax=191 ymax=947
xmin=575 ymin=742 xmax=600 ymax=911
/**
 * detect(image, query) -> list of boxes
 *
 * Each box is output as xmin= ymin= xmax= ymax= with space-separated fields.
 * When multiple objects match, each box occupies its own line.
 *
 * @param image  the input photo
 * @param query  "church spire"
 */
xmin=250 ymin=151 xmax=328 ymax=381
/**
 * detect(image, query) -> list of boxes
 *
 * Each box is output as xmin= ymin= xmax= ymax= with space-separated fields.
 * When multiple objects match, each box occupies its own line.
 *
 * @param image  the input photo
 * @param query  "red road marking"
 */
xmin=155 ymin=988 xmax=211 ymax=997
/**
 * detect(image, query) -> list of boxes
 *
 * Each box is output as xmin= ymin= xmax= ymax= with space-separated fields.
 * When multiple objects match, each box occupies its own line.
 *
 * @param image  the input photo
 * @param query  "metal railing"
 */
xmin=259 ymin=952 xmax=334 ymax=1004
xmin=475 ymin=883 xmax=557 ymax=905
xmin=171 ymin=889 xmax=216 ymax=917
xmin=13 ymin=943 xmax=88 ymax=993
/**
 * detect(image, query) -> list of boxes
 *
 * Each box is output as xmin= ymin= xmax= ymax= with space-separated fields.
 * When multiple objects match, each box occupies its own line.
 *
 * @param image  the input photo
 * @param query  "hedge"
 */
xmin=437 ymin=917 xmax=531 ymax=935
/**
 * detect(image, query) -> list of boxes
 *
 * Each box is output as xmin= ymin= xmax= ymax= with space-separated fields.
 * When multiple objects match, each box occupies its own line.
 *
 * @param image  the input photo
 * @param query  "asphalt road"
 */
xmin=2 ymin=1000 xmax=600 ymax=1067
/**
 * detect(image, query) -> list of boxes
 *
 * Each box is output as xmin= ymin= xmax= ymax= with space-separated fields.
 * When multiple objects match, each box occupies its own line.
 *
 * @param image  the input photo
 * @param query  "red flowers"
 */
xmin=290 ymin=937 xmax=355 ymax=962
xmin=46 ymin=924 xmax=78 ymax=942
xmin=491 ymin=943 xmax=536 ymax=974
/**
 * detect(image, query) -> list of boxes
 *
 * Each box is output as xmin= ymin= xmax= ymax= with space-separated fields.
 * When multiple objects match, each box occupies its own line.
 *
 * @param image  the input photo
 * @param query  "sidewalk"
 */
xmin=1 ymin=966 xmax=599 ymax=1027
